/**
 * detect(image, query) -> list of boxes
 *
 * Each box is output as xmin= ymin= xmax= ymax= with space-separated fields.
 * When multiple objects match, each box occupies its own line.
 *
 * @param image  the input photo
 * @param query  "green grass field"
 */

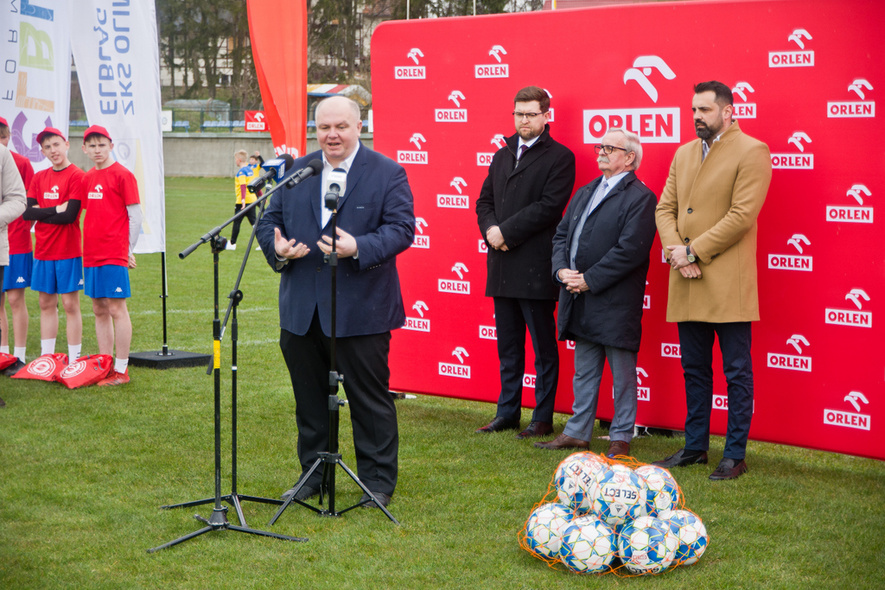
xmin=2 ymin=177 xmax=883 ymax=589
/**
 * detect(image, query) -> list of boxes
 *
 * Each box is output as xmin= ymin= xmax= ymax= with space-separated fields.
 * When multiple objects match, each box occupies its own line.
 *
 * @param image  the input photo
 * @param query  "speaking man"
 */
xmin=475 ymin=86 xmax=575 ymax=439
xmin=653 ymin=81 xmax=771 ymax=480
xmin=255 ymin=96 xmax=415 ymax=509
xmin=536 ymin=129 xmax=656 ymax=456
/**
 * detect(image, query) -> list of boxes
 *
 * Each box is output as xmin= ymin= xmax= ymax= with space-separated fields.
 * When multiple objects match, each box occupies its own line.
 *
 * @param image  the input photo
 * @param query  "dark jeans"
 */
xmin=678 ymin=321 xmax=754 ymax=461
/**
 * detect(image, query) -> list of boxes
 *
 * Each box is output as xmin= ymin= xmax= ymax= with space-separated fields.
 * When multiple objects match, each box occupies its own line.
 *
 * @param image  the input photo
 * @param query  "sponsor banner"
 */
xmin=245 ymin=110 xmax=267 ymax=131
xmin=71 ymin=0 xmax=165 ymax=254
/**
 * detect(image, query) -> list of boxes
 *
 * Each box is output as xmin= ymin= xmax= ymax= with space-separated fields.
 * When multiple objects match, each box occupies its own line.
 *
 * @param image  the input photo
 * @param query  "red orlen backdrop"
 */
xmin=371 ymin=0 xmax=885 ymax=460
xmin=247 ymin=0 xmax=307 ymax=157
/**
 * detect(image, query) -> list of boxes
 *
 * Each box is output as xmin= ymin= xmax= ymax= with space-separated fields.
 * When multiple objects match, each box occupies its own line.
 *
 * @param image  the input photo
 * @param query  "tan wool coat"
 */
xmin=655 ymin=121 xmax=772 ymax=323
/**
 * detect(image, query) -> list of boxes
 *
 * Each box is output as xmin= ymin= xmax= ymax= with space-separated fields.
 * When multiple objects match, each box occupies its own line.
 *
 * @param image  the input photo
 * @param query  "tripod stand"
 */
xmin=149 ymin=188 xmax=308 ymax=552
xmin=268 ymin=182 xmax=399 ymax=526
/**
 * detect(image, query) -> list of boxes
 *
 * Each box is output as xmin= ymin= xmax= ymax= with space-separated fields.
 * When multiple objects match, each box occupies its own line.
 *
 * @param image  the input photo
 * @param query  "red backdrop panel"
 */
xmin=371 ymin=0 xmax=885 ymax=460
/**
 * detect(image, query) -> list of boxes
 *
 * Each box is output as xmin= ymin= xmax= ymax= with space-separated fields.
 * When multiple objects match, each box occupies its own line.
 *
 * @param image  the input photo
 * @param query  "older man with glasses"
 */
xmin=536 ymin=128 xmax=657 ymax=457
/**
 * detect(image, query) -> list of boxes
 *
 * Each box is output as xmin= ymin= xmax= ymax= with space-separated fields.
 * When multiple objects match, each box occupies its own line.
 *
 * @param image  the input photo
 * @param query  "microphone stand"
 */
xmin=149 ymin=176 xmax=312 ymax=552
xmin=268 ymin=187 xmax=399 ymax=525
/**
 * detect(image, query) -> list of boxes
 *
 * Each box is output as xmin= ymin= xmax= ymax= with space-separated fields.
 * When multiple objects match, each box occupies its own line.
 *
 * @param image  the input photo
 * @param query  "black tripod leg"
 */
xmin=337 ymin=459 xmax=400 ymax=524
xmin=147 ymin=525 xmax=214 ymax=553
xmin=268 ymin=459 xmax=325 ymax=525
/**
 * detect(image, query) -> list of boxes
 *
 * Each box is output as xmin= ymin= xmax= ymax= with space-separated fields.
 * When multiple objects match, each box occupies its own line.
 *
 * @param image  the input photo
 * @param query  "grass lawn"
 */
xmin=2 ymin=177 xmax=883 ymax=589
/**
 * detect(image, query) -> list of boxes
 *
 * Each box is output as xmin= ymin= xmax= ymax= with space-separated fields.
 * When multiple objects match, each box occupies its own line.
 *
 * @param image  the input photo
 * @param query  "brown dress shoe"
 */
xmin=475 ymin=416 xmax=520 ymax=433
xmin=606 ymin=440 xmax=631 ymax=458
xmin=534 ymin=433 xmax=589 ymax=450
xmin=709 ymin=458 xmax=748 ymax=481
xmin=515 ymin=421 xmax=553 ymax=439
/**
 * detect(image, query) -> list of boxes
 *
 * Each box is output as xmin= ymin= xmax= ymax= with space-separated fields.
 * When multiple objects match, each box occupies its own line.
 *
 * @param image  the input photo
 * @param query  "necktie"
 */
xmin=515 ymin=144 xmax=527 ymax=168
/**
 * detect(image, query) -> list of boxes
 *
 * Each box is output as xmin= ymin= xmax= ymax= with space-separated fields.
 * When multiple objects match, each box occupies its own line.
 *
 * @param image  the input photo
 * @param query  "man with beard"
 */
xmin=653 ymin=81 xmax=771 ymax=480
xmin=475 ymin=86 xmax=575 ymax=439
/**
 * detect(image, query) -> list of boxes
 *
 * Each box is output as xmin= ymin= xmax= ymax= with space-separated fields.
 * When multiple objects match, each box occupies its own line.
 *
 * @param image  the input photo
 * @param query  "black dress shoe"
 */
xmin=515 ymin=421 xmax=553 ymax=439
xmin=359 ymin=491 xmax=391 ymax=509
xmin=709 ymin=458 xmax=748 ymax=480
xmin=475 ymin=416 xmax=520 ymax=433
xmin=652 ymin=448 xmax=708 ymax=468
xmin=281 ymin=484 xmax=319 ymax=502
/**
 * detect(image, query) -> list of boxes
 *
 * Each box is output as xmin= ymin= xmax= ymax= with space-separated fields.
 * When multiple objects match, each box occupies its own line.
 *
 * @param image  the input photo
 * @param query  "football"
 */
xmin=657 ymin=508 xmax=709 ymax=566
xmin=553 ymin=455 xmax=598 ymax=515
xmin=524 ymin=502 xmax=575 ymax=560
xmin=592 ymin=464 xmax=647 ymax=526
xmin=634 ymin=464 xmax=681 ymax=515
xmin=617 ymin=515 xmax=679 ymax=575
xmin=558 ymin=515 xmax=617 ymax=574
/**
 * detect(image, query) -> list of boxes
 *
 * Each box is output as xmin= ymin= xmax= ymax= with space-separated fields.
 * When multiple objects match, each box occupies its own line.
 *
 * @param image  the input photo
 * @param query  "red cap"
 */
xmin=0 ymin=116 xmax=8 ymax=128
xmin=83 ymin=124 xmax=112 ymax=142
xmin=37 ymin=127 xmax=67 ymax=145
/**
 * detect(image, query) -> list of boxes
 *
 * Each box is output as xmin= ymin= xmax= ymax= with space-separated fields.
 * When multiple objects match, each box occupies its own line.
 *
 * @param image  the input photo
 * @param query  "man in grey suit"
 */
xmin=255 ymin=96 xmax=415 ymax=509
xmin=536 ymin=129 xmax=656 ymax=457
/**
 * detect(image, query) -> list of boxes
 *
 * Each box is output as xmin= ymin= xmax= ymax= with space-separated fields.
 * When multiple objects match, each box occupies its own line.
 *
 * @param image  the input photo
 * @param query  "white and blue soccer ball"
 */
xmin=657 ymin=508 xmax=709 ymax=566
xmin=617 ymin=515 xmax=679 ymax=575
xmin=592 ymin=464 xmax=648 ymax=526
xmin=557 ymin=515 xmax=617 ymax=574
xmin=554 ymin=455 xmax=598 ymax=515
xmin=634 ymin=464 xmax=681 ymax=515
xmin=524 ymin=502 xmax=575 ymax=560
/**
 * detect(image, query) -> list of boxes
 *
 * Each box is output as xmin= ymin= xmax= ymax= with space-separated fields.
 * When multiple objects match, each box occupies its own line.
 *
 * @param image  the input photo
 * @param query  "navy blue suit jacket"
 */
xmin=256 ymin=144 xmax=415 ymax=337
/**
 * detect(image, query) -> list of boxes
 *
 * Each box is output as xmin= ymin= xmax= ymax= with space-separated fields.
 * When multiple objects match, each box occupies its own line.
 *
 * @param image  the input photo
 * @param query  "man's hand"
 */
xmin=679 ymin=262 xmax=702 ymax=279
xmin=666 ymin=245 xmax=702 ymax=278
xmin=274 ymin=227 xmax=310 ymax=259
xmin=486 ymin=225 xmax=508 ymax=251
xmin=56 ymin=200 xmax=68 ymax=213
xmin=128 ymin=253 xmax=137 ymax=269
xmin=558 ymin=268 xmax=589 ymax=294
xmin=317 ymin=227 xmax=358 ymax=258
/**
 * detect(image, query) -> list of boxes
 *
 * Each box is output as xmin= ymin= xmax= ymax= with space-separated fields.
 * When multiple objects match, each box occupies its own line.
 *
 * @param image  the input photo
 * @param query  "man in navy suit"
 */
xmin=536 ymin=128 xmax=656 ymax=457
xmin=255 ymin=96 xmax=415 ymax=509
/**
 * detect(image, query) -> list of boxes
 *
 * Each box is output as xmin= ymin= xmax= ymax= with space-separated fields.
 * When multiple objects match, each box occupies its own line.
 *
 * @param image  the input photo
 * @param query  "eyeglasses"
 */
xmin=594 ymin=144 xmax=629 ymax=155
xmin=512 ymin=111 xmax=545 ymax=120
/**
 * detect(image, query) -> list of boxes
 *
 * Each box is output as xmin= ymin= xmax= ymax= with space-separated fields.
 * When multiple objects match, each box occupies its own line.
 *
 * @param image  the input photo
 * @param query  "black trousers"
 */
xmin=230 ymin=203 xmax=257 ymax=244
xmin=279 ymin=311 xmax=398 ymax=496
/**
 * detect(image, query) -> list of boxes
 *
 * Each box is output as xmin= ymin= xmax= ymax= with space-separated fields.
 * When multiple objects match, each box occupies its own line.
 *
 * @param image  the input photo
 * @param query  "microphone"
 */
xmin=284 ymin=159 xmax=324 ymax=188
xmin=324 ymin=168 xmax=347 ymax=210
xmin=248 ymin=154 xmax=295 ymax=193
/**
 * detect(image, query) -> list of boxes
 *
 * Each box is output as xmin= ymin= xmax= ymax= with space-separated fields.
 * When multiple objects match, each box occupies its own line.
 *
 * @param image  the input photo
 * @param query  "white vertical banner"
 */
xmin=70 ymin=0 xmax=165 ymax=254
xmin=1 ymin=1 xmax=72 ymax=172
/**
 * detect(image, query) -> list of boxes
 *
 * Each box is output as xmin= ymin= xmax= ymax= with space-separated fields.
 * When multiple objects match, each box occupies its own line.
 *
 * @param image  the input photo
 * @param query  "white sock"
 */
xmin=14 ymin=347 xmax=26 ymax=363
xmin=68 ymin=343 xmax=81 ymax=361
xmin=114 ymin=357 xmax=129 ymax=374
xmin=0 ymin=345 xmax=8 ymax=354
xmin=41 ymin=338 xmax=56 ymax=356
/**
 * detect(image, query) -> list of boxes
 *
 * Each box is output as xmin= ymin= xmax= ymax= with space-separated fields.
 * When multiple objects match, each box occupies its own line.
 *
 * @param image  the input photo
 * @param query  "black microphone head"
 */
xmin=280 ymin=153 xmax=296 ymax=172
xmin=308 ymin=159 xmax=323 ymax=175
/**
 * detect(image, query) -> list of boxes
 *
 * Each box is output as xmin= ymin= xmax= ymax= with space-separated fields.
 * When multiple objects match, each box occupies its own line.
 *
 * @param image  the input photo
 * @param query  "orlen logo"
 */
xmin=87 ymin=183 xmax=104 ymax=200
xmin=584 ymin=56 xmax=680 ymax=144
xmin=827 ymin=79 xmax=875 ymax=118
xmin=827 ymin=184 xmax=873 ymax=224
xmin=477 ymin=133 xmax=505 ymax=167
xmin=44 ymin=185 xmax=60 ymax=200
xmin=522 ymin=373 xmax=536 ymax=389
xmin=636 ymin=367 xmax=650 ymax=402
xmin=435 ymin=91 xmax=468 ymax=123
xmin=479 ymin=313 xmax=496 ymax=340
xmin=713 ymin=393 xmax=756 ymax=413
xmin=475 ymin=45 xmax=509 ymax=79
xmin=438 ymin=262 xmax=470 ymax=295
xmin=769 ymin=28 xmax=815 ymax=68
xmin=771 ymin=132 xmax=813 ymax=169
xmin=412 ymin=217 xmax=430 ymax=249
xmin=825 ymin=288 xmax=872 ymax=328
xmin=661 ymin=342 xmax=681 ymax=358
xmin=397 ymin=132 xmax=428 ymax=165
xmin=768 ymin=233 xmax=813 ymax=272
xmin=395 ymin=48 xmax=426 ymax=79
xmin=437 ymin=177 xmax=469 ymax=209
xmin=731 ymin=81 xmax=757 ymax=119
xmin=767 ymin=334 xmax=812 ymax=372
xmin=824 ymin=391 xmax=870 ymax=431
xmin=404 ymin=300 xmax=430 ymax=332
xmin=439 ymin=346 xmax=471 ymax=379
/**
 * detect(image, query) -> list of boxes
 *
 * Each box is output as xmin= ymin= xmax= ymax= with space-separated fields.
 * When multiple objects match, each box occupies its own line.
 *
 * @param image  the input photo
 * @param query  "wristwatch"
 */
xmin=686 ymin=246 xmax=697 ymax=263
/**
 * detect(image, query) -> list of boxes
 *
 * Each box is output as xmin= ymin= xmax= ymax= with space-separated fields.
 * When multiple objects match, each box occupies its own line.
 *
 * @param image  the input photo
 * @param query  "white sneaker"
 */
xmin=225 ymin=242 xmax=237 ymax=251
xmin=255 ymin=244 xmax=262 ymax=251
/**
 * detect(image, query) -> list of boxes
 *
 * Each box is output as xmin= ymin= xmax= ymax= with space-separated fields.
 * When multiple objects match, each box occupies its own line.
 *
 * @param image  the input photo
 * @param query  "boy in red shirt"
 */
xmin=80 ymin=125 xmax=142 ymax=385
xmin=0 ymin=116 xmax=35 ymax=373
xmin=22 ymin=128 xmax=84 ymax=362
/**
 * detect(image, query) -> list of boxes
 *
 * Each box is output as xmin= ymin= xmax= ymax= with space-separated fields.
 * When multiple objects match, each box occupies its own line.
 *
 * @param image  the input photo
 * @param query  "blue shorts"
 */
xmin=2 ymin=252 xmax=33 ymax=292
xmin=31 ymin=257 xmax=84 ymax=295
xmin=85 ymin=265 xmax=131 ymax=299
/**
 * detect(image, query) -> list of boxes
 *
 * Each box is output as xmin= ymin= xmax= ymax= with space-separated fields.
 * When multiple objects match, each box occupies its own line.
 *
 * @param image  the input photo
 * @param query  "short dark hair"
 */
xmin=693 ymin=81 xmax=733 ymax=107
xmin=514 ymin=86 xmax=550 ymax=112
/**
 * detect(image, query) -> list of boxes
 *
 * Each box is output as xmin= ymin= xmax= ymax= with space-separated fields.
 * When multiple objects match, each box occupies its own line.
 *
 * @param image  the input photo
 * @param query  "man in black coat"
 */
xmin=475 ymin=86 xmax=576 ymax=439
xmin=536 ymin=129 xmax=656 ymax=457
